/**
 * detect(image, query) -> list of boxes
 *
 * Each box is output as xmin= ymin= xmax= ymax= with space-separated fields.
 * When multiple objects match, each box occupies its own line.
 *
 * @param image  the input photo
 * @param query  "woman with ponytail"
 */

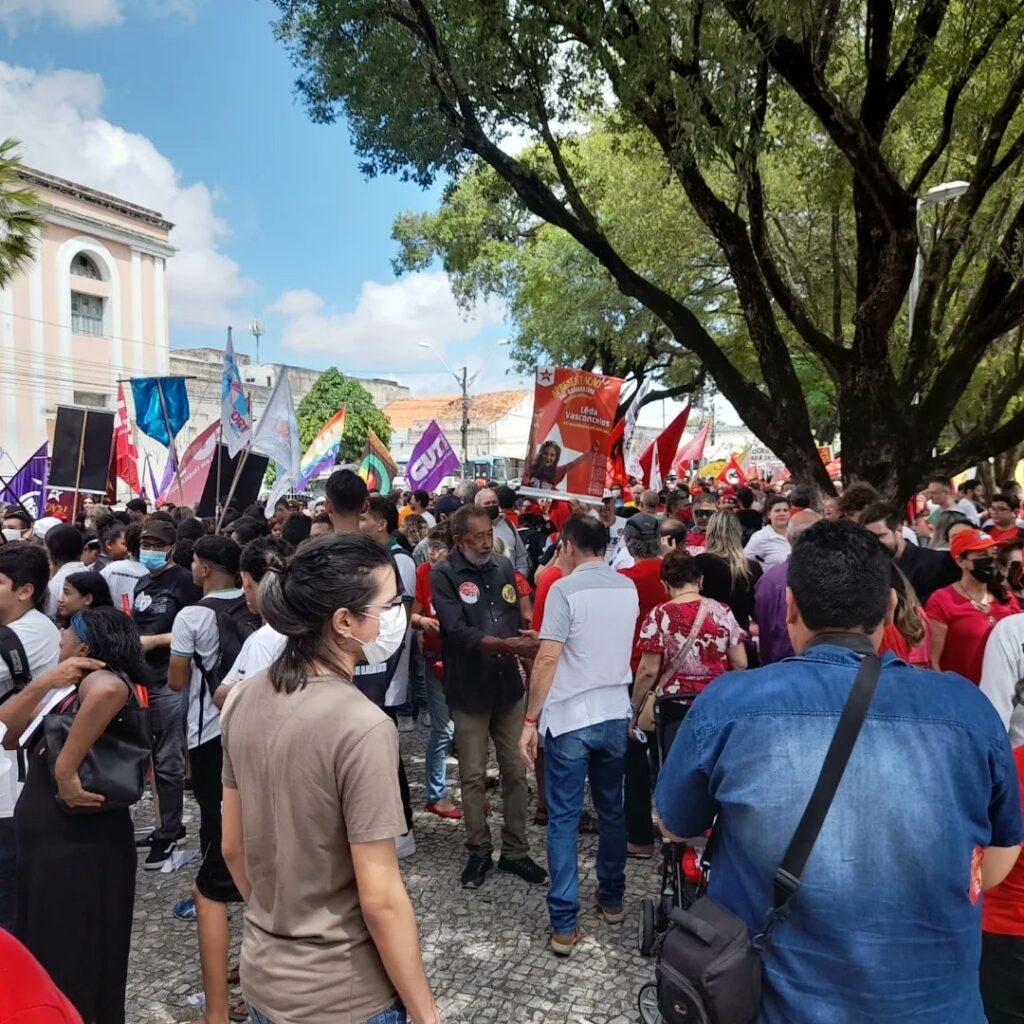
xmin=219 ymin=533 xmax=441 ymax=1024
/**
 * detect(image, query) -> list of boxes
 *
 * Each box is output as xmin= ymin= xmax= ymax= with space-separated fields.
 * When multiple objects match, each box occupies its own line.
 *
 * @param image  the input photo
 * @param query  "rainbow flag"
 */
xmin=296 ymin=407 xmax=347 ymax=492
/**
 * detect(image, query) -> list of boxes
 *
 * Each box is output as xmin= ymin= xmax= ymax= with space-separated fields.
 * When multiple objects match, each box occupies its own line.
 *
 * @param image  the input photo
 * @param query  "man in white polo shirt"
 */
xmin=519 ymin=513 xmax=638 ymax=957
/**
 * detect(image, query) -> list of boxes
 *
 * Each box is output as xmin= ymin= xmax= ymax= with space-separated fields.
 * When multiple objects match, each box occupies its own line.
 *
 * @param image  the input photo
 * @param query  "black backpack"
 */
xmin=0 ymin=625 xmax=33 ymax=780
xmin=0 ymin=624 xmax=31 ymax=701
xmin=192 ymin=595 xmax=260 ymax=701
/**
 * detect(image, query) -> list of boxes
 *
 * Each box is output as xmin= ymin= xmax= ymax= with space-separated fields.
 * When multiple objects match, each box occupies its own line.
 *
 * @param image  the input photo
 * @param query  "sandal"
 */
xmin=228 ymin=997 xmax=249 ymax=1022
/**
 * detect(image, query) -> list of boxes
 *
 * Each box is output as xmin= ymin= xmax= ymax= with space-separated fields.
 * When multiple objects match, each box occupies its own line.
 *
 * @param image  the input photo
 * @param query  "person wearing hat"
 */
xmin=132 ymin=517 xmax=202 ymax=869
xmin=925 ymin=529 xmax=1021 ymax=684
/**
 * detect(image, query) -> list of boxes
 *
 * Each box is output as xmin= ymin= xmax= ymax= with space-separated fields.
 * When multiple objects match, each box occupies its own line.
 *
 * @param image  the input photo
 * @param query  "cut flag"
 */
xmin=221 ymin=328 xmax=252 ymax=457
xmin=130 ymin=377 xmax=190 ymax=447
xmin=359 ymin=428 xmax=398 ymax=493
xmin=716 ymin=453 xmax=748 ymax=487
xmin=114 ymin=382 xmax=142 ymax=495
xmin=252 ymin=372 xmax=301 ymax=514
xmin=673 ymin=422 xmax=711 ymax=475
xmin=297 ymin=407 xmax=347 ymax=492
xmin=639 ymin=405 xmax=690 ymax=491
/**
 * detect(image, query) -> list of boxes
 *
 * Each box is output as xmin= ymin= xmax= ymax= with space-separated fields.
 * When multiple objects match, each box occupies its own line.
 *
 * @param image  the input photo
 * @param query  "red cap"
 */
xmin=523 ymin=501 xmax=544 ymax=515
xmin=950 ymin=529 xmax=997 ymax=560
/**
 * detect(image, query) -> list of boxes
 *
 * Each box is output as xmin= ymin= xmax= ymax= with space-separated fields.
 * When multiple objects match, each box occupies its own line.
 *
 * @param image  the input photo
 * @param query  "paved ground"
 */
xmin=127 ymin=722 xmax=659 ymax=1024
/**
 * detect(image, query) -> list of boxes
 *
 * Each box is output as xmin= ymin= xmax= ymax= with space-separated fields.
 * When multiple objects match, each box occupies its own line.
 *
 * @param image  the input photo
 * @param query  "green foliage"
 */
xmin=0 ymin=139 xmax=42 ymax=288
xmin=273 ymin=0 xmax=1024 ymax=499
xmin=266 ymin=369 xmax=390 ymax=488
xmin=298 ymin=368 xmax=391 ymax=465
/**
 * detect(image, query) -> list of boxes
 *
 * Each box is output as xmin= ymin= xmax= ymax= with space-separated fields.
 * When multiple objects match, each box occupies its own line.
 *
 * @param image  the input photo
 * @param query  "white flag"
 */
xmin=623 ymin=376 xmax=653 ymax=480
xmin=252 ymin=372 xmax=300 ymax=513
xmin=221 ymin=329 xmax=252 ymax=458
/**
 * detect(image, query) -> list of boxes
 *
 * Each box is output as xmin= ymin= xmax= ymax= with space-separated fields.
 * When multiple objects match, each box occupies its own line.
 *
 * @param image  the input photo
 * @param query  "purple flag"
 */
xmin=158 ymin=447 xmax=178 ymax=498
xmin=405 ymin=420 xmax=461 ymax=492
xmin=0 ymin=444 xmax=48 ymax=519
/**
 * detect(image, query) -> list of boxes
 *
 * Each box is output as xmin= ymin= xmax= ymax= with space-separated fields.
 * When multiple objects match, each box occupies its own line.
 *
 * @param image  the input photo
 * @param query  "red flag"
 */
xmin=114 ymin=382 xmax=142 ymax=495
xmin=716 ymin=453 xmax=748 ymax=487
xmin=673 ymin=422 xmax=710 ymax=475
xmin=639 ymin=405 xmax=690 ymax=489
xmin=604 ymin=417 xmax=628 ymax=490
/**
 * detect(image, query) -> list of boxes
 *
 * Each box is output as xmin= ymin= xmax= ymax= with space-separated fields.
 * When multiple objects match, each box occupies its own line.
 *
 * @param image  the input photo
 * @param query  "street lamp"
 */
xmin=249 ymin=319 xmax=265 ymax=365
xmin=908 ymin=180 xmax=969 ymax=340
xmin=419 ymin=342 xmax=480 ymax=478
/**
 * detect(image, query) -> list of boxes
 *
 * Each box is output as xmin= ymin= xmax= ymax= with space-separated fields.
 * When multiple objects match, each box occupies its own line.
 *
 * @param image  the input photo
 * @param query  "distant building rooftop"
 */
xmin=384 ymin=390 xmax=529 ymax=429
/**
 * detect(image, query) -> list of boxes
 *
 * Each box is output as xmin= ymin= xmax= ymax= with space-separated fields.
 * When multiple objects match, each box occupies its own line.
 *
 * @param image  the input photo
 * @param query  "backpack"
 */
xmin=0 ymin=624 xmax=31 ymax=702
xmin=192 ymin=595 xmax=260 ymax=701
xmin=0 ymin=624 xmax=33 ymax=781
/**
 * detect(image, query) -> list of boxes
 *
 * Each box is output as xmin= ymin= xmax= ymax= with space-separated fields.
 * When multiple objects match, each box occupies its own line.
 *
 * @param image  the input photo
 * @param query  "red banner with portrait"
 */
xmin=520 ymin=367 xmax=623 ymax=502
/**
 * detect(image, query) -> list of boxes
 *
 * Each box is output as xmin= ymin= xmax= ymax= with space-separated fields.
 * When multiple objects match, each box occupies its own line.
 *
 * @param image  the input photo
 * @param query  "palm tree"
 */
xmin=0 ymin=138 xmax=42 ymax=288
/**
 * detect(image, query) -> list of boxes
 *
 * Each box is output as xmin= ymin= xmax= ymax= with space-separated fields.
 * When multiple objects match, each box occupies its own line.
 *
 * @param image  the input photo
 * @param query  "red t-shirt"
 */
xmin=0 ymin=930 xmax=83 ymax=1023
xmin=879 ymin=612 xmax=933 ymax=668
xmin=924 ymin=585 xmax=1020 ymax=683
xmin=618 ymin=558 xmax=668 ymax=674
xmin=983 ymin=744 xmax=1024 ymax=936
xmin=986 ymin=524 xmax=1023 ymax=545
xmin=531 ymin=566 xmax=564 ymax=631
xmin=414 ymin=561 xmax=441 ymax=654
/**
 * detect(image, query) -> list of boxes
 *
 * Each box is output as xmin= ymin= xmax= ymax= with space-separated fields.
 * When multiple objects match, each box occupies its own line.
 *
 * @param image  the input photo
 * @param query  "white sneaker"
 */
xmin=395 ymin=831 xmax=416 ymax=859
xmin=397 ymin=717 xmax=415 ymax=734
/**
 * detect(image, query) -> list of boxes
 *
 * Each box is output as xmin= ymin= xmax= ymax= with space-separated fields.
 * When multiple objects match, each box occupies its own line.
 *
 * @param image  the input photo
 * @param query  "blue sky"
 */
xmin=0 ymin=0 xmax=521 ymax=396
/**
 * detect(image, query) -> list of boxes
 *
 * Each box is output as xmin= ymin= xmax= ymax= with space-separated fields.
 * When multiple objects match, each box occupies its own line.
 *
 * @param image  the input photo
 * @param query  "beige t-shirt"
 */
xmin=221 ymin=669 xmax=406 ymax=1024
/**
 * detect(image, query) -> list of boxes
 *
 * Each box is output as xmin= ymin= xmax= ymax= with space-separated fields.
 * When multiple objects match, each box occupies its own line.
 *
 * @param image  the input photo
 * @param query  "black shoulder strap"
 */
xmin=0 ymin=623 xmax=31 ymax=696
xmin=770 ymin=649 xmax=881 ymax=919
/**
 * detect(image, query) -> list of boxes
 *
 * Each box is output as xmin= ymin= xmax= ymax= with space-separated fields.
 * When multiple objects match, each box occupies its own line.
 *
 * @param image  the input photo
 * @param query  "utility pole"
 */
xmin=460 ymin=365 xmax=470 ymax=479
xmin=249 ymin=318 xmax=264 ymax=365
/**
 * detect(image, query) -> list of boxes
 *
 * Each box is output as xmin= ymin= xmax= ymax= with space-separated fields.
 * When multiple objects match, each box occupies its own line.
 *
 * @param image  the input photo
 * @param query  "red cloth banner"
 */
xmin=157 ymin=422 xmax=219 ymax=507
xmin=716 ymin=453 xmax=748 ymax=486
xmin=521 ymin=367 xmax=623 ymax=501
xmin=114 ymin=382 xmax=142 ymax=495
xmin=673 ymin=422 xmax=711 ymax=476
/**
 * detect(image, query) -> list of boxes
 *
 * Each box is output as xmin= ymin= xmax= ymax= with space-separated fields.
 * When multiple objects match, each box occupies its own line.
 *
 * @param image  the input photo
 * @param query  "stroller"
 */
xmin=635 ymin=692 xmax=709 ymax=1024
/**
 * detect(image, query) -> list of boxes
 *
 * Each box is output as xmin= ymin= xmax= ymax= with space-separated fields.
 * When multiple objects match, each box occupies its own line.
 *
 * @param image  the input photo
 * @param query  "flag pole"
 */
xmin=154 ymin=378 xmax=187 ymax=505
xmin=71 ymin=409 xmax=89 ymax=523
xmin=215 ymin=445 xmax=250 ymax=533
xmin=216 ymin=328 xmax=230 ymax=518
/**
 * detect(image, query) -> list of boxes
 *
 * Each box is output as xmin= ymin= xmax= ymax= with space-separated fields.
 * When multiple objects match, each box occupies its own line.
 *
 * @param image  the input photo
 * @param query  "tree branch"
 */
xmin=879 ymin=0 xmax=950 ymax=126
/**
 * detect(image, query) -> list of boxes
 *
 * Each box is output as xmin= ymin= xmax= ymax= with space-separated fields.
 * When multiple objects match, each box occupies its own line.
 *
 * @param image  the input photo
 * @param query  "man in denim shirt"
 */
xmin=656 ymin=519 xmax=1023 ymax=1023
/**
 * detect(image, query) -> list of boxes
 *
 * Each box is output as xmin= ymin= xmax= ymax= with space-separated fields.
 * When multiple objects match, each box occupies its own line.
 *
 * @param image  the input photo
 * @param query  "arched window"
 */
xmin=71 ymin=252 xmax=101 ymax=279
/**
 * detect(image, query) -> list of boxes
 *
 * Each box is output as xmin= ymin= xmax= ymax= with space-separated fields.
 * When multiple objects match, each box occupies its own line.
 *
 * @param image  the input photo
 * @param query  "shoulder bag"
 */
xmin=655 ymin=636 xmax=881 ymax=1024
xmin=43 ymin=670 xmax=152 ymax=815
xmin=637 ymin=600 xmax=710 ymax=733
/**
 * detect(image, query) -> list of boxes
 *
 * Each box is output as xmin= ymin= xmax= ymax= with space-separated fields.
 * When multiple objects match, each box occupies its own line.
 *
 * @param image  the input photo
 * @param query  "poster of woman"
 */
xmin=520 ymin=366 xmax=623 ymax=501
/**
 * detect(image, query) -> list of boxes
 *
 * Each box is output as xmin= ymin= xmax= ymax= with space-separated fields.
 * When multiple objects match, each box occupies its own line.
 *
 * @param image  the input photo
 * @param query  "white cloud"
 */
xmin=0 ymin=0 xmax=202 ymax=31
xmin=276 ymin=271 xmax=506 ymax=369
xmin=268 ymin=289 xmax=323 ymax=318
xmin=0 ymin=60 xmax=246 ymax=327
xmin=0 ymin=0 xmax=122 ymax=30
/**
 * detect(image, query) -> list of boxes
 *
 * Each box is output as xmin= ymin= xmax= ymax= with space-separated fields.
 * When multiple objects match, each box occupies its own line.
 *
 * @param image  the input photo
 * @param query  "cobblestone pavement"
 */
xmin=128 ymin=721 xmax=659 ymax=1024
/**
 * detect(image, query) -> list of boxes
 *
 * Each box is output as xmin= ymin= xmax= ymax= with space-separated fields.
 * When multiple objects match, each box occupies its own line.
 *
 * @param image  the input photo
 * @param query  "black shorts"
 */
xmin=189 ymin=736 xmax=241 ymax=904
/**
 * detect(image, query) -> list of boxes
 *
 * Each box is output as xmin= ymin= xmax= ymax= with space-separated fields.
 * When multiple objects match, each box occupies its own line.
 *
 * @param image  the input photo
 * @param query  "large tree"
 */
xmin=272 ymin=0 xmax=1024 ymax=500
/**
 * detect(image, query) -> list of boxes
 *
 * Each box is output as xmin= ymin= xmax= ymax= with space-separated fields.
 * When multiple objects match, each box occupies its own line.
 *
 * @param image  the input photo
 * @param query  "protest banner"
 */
xmin=157 ymin=421 xmax=220 ymax=508
xmin=520 ymin=366 xmax=622 ymax=502
xmin=406 ymin=420 xmax=460 ymax=492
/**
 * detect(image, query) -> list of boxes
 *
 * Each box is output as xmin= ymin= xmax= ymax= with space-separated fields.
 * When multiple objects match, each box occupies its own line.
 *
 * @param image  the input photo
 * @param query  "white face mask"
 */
xmin=2 ymin=528 xmax=22 ymax=543
xmin=353 ymin=603 xmax=407 ymax=665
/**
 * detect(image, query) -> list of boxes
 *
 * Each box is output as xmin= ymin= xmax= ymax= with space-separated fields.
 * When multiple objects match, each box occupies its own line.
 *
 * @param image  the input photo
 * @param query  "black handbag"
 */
xmin=43 ymin=671 xmax=152 ymax=815
xmin=656 ymin=634 xmax=881 ymax=1024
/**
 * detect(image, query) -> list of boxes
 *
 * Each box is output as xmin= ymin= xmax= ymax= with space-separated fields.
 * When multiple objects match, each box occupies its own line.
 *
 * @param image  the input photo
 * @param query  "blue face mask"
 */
xmin=139 ymin=549 xmax=168 ymax=572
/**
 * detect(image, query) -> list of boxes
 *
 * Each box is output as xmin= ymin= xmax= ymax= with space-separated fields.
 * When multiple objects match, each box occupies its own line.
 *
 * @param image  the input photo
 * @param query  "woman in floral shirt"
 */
xmin=633 ymin=547 xmax=747 ymax=703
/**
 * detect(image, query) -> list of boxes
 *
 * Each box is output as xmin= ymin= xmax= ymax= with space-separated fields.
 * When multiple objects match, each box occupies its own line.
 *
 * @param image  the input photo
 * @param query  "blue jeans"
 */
xmin=544 ymin=717 xmax=627 ymax=934
xmin=248 ymin=1003 xmax=406 ymax=1024
xmin=396 ymin=634 xmax=428 ymax=718
xmin=425 ymin=669 xmax=454 ymax=804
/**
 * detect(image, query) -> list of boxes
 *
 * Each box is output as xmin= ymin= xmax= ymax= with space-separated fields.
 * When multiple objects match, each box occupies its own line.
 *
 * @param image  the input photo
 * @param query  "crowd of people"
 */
xmin=0 ymin=466 xmax=1021 ymax=1024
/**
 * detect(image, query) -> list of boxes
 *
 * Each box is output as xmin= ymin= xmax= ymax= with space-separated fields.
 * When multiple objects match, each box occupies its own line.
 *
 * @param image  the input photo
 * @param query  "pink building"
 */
xmin=0 ymin=167 xmax=174 ymax=468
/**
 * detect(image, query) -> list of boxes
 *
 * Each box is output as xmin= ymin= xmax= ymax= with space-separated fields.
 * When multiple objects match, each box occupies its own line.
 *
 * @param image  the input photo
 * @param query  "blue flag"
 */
xmin=130 ymin=377 xmax=190 ymax=448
